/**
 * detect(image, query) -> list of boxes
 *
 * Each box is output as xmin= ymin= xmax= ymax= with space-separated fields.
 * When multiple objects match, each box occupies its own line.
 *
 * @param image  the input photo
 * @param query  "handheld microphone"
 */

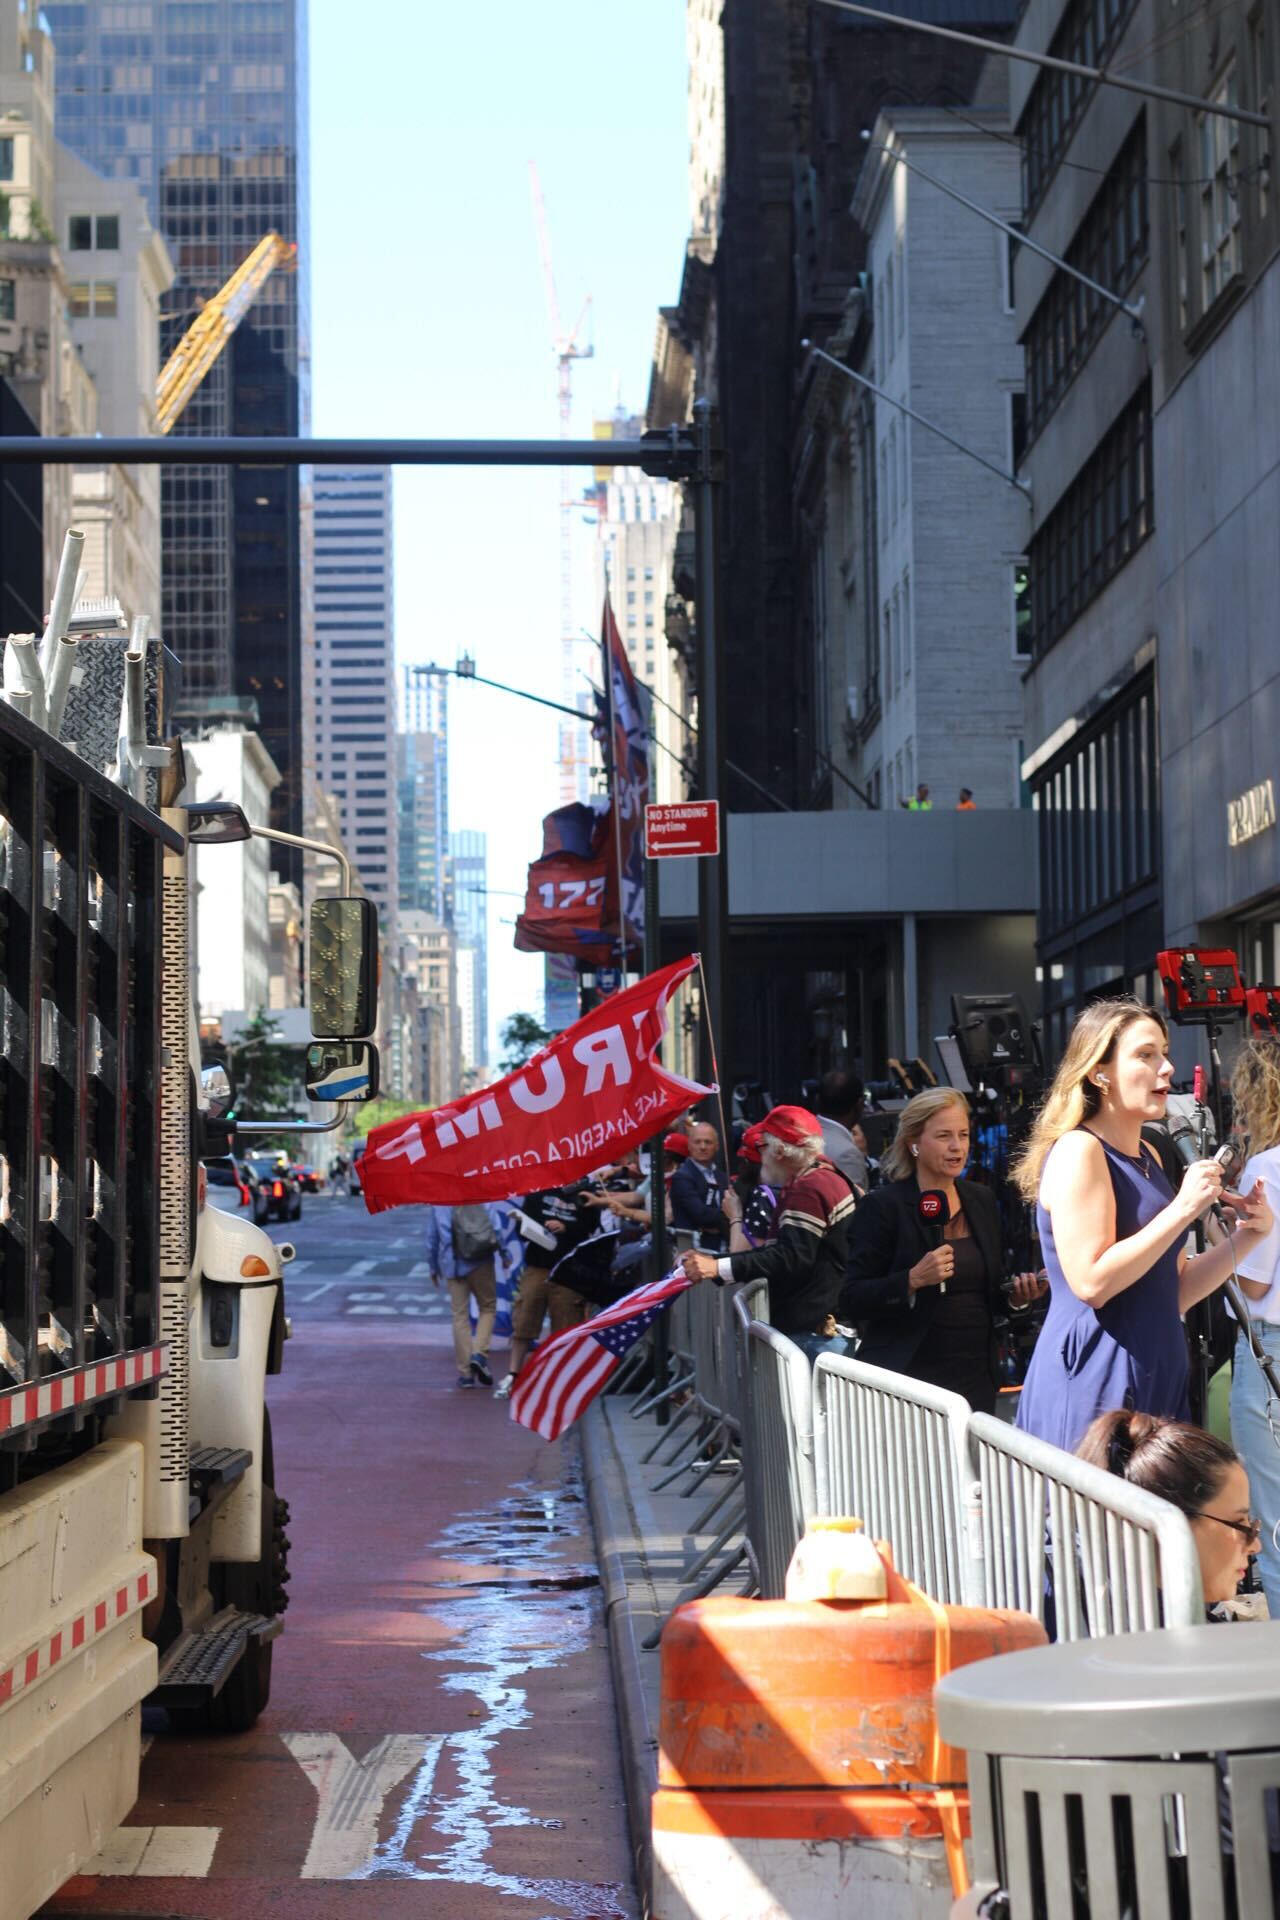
xmin=917 ymin=1189 xmax=949 ymax=1293
xmin=1169 ymin=1126 xmax=1240 ymax=1225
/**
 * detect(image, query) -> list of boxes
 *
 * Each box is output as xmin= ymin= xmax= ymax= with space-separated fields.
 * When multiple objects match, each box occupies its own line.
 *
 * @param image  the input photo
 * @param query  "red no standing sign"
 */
xmin=644 ymin=800 xmax=721 ymax=859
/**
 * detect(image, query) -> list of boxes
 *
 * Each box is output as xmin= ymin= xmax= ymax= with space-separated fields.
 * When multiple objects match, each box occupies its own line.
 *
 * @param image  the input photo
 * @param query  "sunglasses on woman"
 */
xmin=1189 ymin=1509 xmax=1263 ymax=1543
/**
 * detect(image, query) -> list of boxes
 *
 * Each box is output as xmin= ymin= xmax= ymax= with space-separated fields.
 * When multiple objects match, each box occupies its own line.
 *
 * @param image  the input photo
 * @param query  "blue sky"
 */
xmin=310 ymin=0 xmax=690 ymax=1056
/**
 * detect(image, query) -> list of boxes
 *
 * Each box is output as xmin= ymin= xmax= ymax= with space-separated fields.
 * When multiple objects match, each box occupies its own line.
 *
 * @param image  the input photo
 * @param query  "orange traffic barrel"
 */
xmin=652 ymin=1540 xmax=1045 ymax=1919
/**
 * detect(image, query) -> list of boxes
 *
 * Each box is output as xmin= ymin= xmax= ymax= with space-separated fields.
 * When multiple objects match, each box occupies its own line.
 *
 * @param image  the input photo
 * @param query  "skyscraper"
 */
xmin=313 ymin=467 xmax=397 ymax=936
xmin=46 ymin=0 xmax=311 ymax=872
xmin=450 ymin=828 xmax=488 ymax=1069
xmin=398 ymin=665 xmax=449 ymax=922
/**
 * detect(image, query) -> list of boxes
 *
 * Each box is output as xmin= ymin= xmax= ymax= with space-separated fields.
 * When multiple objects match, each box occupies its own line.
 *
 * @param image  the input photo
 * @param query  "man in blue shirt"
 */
xmin=424 ymin=1203 xmax=504 ymax=1388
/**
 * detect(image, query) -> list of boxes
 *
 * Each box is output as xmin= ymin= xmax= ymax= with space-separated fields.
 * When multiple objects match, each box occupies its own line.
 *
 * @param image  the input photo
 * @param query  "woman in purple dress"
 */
xmin=1013 ymin=1000 xmax=1272 ymax=1455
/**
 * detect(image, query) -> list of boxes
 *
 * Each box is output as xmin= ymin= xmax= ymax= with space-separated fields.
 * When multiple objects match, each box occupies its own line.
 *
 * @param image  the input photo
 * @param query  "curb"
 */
xmin=581 ymin=1399 xmax=659 ymax=1918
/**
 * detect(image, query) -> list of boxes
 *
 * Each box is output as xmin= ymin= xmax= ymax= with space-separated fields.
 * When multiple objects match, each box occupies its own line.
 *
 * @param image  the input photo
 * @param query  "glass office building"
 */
xmin=45 ymin=0 xmax=311 ymax=870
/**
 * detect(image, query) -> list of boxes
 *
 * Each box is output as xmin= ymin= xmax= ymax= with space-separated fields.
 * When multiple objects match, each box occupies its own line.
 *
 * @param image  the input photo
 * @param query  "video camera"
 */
xmin=1157 ymin=947 xmax=1246 ymax=1022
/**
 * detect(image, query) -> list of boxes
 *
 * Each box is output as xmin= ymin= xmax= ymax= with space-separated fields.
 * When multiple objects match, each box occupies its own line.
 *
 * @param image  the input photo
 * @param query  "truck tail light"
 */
xmin=239 ymin=1183 xmax=251 ymax=1207
xmin=273 ymin=1180 xmax=284 ymax=1199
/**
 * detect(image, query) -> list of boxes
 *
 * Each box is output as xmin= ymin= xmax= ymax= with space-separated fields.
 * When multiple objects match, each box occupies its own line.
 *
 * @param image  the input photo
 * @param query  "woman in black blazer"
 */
xmin=841 ymin=1089 xmax=1045 ymax=1413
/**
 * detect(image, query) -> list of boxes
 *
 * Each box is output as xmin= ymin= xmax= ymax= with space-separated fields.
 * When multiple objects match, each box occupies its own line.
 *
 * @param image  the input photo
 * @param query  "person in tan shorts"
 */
xmin=493 ymin=1185 xmax=590 ymax=1399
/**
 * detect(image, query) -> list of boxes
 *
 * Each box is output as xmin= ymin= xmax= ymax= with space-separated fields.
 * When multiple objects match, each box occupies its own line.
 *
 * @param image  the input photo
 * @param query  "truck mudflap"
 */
xmin=0 ymin=1439 xmax=156 ymax=1920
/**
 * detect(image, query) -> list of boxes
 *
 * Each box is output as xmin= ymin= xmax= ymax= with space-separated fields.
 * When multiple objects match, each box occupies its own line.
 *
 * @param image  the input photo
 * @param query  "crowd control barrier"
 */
xmin=625 ymin=1294 xmax=1204 ymax=1645
xmin=812 ymin=1354 xmax=975 ymax=1605
xmin=966 ymin=1411 xmax=1204 ymax=1636
xmin=936 ymin=1620 xmax=1280 ymax=1918
xmin=741 ymin=1322 xmax=816 ymax=1599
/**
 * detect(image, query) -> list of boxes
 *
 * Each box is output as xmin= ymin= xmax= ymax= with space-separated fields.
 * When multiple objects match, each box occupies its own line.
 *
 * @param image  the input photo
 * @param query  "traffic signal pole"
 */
xmin=692 ymin=401 xmax=726 ymax=1109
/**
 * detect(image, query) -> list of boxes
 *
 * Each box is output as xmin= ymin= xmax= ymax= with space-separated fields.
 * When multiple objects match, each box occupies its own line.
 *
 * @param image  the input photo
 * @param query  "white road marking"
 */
xmin=283 ymin=1259 xmax=311 ymax=1276
xmin=348 ymin=1259 xmax=377 ymax=1276
xmin=85 ymin=1826 xmax=221 ymax=1877
xmin=347 ymin=1305 xmax=399 ymax=1315
xmin=407 ymin=1261 xmax=430 ymax=1278
xmin=284 ymin=1732 xmax=437 ymax=1879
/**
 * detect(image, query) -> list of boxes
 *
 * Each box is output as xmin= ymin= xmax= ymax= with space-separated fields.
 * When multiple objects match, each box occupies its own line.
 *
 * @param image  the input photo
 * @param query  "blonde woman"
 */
xmin=1012 ymin=1000 xmax=1271 ymax=1454
xmin=840 ymin=1088 xmax=1045 ymax=1411
xmin=1226 ymin=1037 xmax=1280 ymax=1617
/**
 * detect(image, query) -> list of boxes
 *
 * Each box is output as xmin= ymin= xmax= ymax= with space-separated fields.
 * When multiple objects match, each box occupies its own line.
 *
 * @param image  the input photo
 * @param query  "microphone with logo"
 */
xmin=917 ymin=1188 xmax=950 ymax=1294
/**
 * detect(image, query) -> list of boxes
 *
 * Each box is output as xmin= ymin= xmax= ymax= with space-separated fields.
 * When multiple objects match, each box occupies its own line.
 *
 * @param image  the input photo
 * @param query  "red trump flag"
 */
xmin=359 ymin=954 xmax=712 ymax=1211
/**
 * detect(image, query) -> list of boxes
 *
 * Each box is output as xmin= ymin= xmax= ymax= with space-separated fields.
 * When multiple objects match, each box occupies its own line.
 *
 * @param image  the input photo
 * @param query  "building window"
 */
xmin=0 ymin=138 xmax=12 ymax=183
xmin=68 ymin=214 xmax=93 ymax=251
xmin=902 ymin=569 xmax=912 ymax=678
xmin=96 ymin=215 xmax=120 ymax=250
xmin=1199 ymin=64 xmax=1242 ymax=310
xmin=1027 ymin=380 xmax=1153 ymax=660
xmin=1001 ymin=225 xmax=1021 ymax=313
xmin=1019 ymin=0 xmax=1140 ymax=218
xmin=1011 ymin=560 xmax=1032 ymax=658
xmin=1009 ymin=390 xmax=1028 ymax=467
xmin=1030 ymin=665 xmax=1160 ymax=1058
xmin=1024 ymin=117 xmax=1148 ymax=444
xmin=1251 ymin=7 xmax=1272 ymax=219
xmin=1172 ymin=139 xmax=1190 ymax=335
xmin=0 ymin=279 xmax=14 ymax=322
xmin=70 ymin=280 xmax=118 ymax=317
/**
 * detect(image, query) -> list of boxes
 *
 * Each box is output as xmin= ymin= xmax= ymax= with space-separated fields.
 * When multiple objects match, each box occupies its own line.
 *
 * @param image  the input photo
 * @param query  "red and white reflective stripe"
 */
xmin=0 ymin=1565 xmax=153 ymax=1710
xmin=0 ymin=1344 xmax=168 ymax=1437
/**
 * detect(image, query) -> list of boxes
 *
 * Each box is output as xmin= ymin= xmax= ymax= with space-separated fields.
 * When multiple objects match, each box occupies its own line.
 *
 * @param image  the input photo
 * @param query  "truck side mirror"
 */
xmin=305 ymin=1041 xmax=380 ymax=1104
xmin=200 ymin=1062 xmax=233 ymax=1118
xmin=184 ymin=800 xmax=251 ymax=844
xmin=309 ymin=895 xmax=378 ymax=1038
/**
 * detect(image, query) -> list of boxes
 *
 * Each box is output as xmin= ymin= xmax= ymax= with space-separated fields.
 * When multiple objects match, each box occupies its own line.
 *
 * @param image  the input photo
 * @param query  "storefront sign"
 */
xmin=1227 ymin=779 xmax=1277 ymax=848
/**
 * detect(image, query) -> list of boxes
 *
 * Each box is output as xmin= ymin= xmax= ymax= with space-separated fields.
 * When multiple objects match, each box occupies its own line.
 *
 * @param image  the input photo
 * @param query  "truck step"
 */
xmin=187 ymin=1445 xmax=252 ymax=1524
xmin=152 ymin=1606 xmax=282 ymax=1708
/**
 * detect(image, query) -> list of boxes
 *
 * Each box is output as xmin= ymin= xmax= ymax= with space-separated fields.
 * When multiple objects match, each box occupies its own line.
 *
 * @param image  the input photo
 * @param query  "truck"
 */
xmin=0 ymin=532 xmax=379 ymax=1919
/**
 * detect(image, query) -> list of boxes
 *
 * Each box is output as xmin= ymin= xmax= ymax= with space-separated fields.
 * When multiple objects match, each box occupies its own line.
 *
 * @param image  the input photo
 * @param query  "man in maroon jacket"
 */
xmin=680 ymin=1105 xmax=857 ymax=1362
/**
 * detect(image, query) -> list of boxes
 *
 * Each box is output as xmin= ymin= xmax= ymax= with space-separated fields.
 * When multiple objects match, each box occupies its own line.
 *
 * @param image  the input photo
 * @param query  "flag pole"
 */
xmin=696 ymin=951 xmax=732 ymax=1155
xmin=603 ymin=599 xmax=629 ymax=976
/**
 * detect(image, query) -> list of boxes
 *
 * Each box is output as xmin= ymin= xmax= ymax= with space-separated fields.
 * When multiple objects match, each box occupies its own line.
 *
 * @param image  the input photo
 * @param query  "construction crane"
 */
xmin=154 ymin=231 xmax=297 ymax=436
xmin=528 ymin=161 xmax=594 ymax=807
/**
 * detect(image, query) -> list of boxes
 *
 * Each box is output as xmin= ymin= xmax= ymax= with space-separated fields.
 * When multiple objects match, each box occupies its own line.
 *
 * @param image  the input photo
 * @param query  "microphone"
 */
xmin=1168 ymin=1126 xmax=1239 ymax=1225
xmin=1193 ymin=1065 xmax=1207 ymax=1107
xmin=917 ymin=1189 xmax=949 ymax=1293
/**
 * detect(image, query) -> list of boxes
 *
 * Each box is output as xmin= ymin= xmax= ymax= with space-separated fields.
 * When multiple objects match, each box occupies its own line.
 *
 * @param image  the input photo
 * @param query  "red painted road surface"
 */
xmin=42 ymin=1201 xmax=637 ymax=1919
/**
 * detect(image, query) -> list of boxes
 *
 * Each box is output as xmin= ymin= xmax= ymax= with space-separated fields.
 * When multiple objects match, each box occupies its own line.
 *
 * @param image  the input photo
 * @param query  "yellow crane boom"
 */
xmin=154 ymin=231 xmax=297 ymax=436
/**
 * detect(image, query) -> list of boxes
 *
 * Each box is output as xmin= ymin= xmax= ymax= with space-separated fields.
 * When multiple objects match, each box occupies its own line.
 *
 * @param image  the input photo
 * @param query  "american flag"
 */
xmin=509 ymin=1268 xmax=694 ymax=1441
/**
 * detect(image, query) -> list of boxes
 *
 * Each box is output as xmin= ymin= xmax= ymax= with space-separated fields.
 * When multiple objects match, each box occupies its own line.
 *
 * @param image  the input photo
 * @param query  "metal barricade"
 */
xmin=812 ymin=1355 xmax=975 ymax=1604
xmin=967 ymin=1410 xmax=1204 ymax=1637
xmin=742 ymin=1321 xmax=816 ymax=1599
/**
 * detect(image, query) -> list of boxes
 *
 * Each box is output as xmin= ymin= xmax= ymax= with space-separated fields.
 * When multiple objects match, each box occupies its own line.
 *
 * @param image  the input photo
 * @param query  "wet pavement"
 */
xmin=43 ymin=1193 xmax=637 ymax=1920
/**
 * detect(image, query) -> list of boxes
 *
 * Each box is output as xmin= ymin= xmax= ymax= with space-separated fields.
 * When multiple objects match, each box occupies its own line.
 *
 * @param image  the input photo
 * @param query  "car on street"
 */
xmin=204 ymin=1155 xmax=270 ymax=1227
xmin=244 ymin=1153 xmax=303 ymax=1223
xmin=294 ymin=1163 xmax=325 ymax=1193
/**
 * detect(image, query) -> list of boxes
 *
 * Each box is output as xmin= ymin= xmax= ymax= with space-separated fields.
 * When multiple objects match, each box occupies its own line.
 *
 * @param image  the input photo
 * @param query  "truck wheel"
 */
xmin=206 ymin=1409 xmax=290 ymax=1735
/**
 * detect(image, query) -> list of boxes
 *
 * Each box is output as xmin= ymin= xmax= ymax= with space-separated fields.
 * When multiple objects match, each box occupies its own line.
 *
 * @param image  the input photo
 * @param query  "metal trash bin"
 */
xmin=935 ymin=1621 xmax=1280 ymax=1919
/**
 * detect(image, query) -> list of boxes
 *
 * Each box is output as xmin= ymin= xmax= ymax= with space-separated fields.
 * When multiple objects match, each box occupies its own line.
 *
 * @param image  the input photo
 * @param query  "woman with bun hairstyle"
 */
xmin=1078 ymin=1410 xmax=1260 ymax=1607
xmin=841 ymin=1088 xmax=1045 ymax=1413
xmin=1226 ymin=1037 xmax=1280 ymax=1618
xmin=1012 ymin=1000 xmax=1273 ymax=1454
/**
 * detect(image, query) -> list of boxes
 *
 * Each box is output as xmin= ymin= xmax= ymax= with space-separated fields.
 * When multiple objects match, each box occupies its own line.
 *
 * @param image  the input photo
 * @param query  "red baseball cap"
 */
xmin=760 ymin=1104 xmax=823 ymax=1146
xmin=739 ymin=1121 xmax=766 ymax=1164
xmin=663 ymin=1131 xmax=691 ymax=1158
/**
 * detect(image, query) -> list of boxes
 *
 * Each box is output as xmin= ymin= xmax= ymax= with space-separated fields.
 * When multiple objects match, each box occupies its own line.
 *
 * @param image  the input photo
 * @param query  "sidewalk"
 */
xmin=581 ymin=1386 xmax=747 ymax=1915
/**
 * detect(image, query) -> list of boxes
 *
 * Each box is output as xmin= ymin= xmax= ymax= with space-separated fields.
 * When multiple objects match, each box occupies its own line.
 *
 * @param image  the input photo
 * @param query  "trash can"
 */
xmin=934 ymin=1620 xmax=1280 ymax=1919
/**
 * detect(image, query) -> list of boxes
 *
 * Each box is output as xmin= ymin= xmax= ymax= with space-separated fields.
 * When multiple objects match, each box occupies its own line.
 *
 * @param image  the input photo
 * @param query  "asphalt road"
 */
xmin=43 ymin=1190 xmax=636 ymax=1920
